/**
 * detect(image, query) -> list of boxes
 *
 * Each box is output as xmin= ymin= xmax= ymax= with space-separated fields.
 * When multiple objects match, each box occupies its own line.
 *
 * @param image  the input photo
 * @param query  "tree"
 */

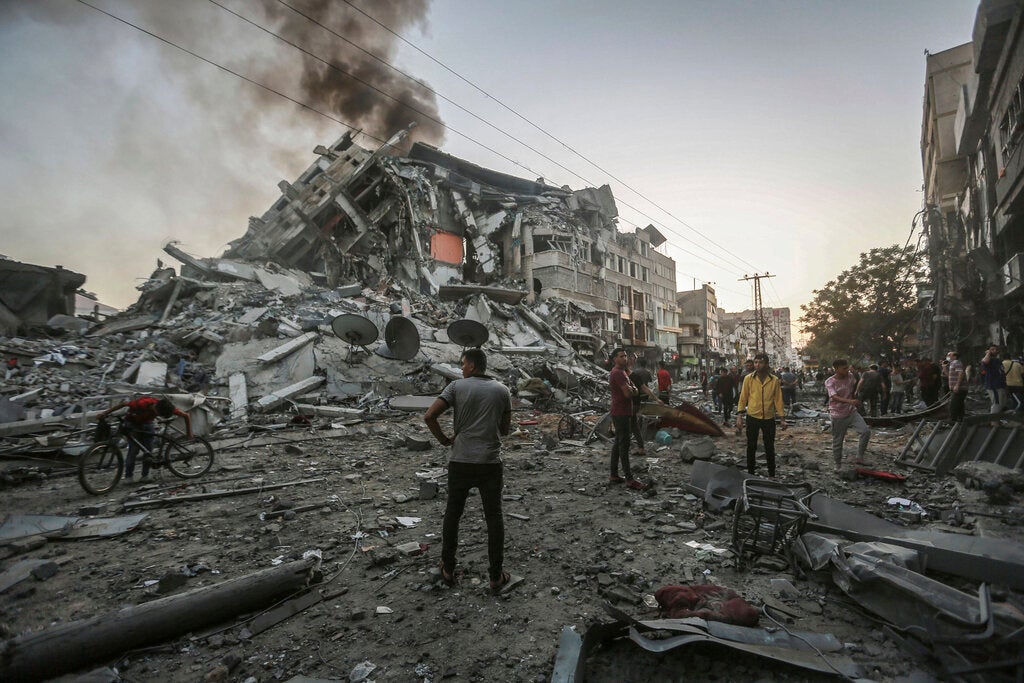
xmin=799 ymin=245 xmax=925 ymax=362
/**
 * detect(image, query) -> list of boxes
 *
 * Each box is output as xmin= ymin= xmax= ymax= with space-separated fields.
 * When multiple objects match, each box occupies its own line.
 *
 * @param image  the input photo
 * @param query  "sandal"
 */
xmin=439 ymin=561 xmax=456 ymax=587
xmin=489 ymin=570 xmax=511 ymax=595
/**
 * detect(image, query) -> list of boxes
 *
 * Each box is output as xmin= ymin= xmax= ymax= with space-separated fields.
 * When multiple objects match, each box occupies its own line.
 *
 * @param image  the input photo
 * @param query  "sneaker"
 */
xmin=626 ymin=479 xmax=648 ymax=491
xmin=608 ymin=476 xmax=625 ymax=484
xmin=138 ymin=475 xmax=152 ymax=483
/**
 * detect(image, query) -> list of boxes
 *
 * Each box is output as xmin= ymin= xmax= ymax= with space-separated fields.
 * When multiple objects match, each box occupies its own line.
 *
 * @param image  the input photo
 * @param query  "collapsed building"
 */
xmin=218 ymin=127 xmax=682 ymax=362
xmin=0 ymin=258 xmax=86 ymax=337
xmin=2 ymin=130 xmax=1024 ymax=683
xmin=2 ymin=128 xmax=692 ymax=433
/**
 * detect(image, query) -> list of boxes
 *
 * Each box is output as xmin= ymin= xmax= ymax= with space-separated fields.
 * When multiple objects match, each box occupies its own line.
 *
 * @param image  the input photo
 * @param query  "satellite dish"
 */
xmin=330 ymin=314 xmax=379 ymax=346
xmin=376 ymin=316 xmax=421 ymax=360
xmin=447 ymin=319 xmax=489 ymax=348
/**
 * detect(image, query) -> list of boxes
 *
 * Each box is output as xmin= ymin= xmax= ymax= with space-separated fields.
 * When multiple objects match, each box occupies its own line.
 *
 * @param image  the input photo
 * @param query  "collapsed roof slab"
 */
xmin=437 ymin=285 xmax=527 ymax=306
xmin=408 ymin=143 xmax=564 ymax=197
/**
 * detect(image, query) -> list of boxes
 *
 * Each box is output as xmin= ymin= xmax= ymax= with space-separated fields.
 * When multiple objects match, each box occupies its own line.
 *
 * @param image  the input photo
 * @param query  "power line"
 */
xmin=74 ymin=0 xmax=751 ymax=280
xmin=203 ymin=0 xmax=750 ymax=278
xmin=332 ymin=0 xmax=764 ymax=273
xmin=320 ymin=0 xmax=766 ymax=272
xmin=72 ymin=0 xmax=388 ymax=145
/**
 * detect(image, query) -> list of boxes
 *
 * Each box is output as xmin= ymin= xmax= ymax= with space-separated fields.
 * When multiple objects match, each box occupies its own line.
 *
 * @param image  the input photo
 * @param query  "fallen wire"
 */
xmin=760 ymin=604 xmax=855 ymax=682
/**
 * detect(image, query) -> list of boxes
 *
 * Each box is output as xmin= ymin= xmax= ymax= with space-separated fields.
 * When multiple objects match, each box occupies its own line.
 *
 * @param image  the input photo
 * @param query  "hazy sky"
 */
xmin=0 ymin=0 xmax=979 ymax=341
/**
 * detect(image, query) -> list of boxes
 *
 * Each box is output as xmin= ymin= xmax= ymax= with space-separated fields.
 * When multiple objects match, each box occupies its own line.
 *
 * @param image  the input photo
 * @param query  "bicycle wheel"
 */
xmin=78 ymin=442 xmax=124 ymax=495
xmin=161 ymin=433 xmax=214 ymax=478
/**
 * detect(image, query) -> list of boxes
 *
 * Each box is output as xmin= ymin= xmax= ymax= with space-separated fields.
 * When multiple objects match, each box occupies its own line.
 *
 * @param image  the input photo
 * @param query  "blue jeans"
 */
xmin=442 ymin=461 xmax=504 ymax=582
xmin=124 ymin=422 xmax=155 ymax=478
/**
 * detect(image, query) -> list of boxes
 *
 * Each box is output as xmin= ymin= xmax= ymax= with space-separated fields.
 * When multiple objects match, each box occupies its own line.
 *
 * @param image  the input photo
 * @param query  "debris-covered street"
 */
xmin=2 ymin=255 xmax=1023 ymax=681
xmin=4 ymin=1 xmax=1024 ymax=681
xmin=2 ymin=385 xmax=1023 ymax=682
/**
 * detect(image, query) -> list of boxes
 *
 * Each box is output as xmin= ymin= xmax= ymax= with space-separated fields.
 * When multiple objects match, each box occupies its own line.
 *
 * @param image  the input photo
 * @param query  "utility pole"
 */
xmin=739 ymin=273 xmax=775 ymax=353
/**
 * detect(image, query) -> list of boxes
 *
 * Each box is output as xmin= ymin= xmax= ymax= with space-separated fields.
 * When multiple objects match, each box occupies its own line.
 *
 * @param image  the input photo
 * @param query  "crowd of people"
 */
xmin=420 ymin=344 xmax=1023 ymax=589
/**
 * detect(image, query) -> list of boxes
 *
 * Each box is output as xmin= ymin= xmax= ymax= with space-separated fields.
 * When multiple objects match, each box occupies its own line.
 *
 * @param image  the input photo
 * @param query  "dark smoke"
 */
xmin=262 ymin=0 xmax=446 ymax=152
xmin=17 ymin=0 xmax=446 ymax=151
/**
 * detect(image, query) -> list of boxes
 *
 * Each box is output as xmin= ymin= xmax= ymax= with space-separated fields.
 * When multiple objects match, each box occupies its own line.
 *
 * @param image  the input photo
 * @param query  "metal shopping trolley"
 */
xmin=731 ymin=479 xmax=817 ymax=568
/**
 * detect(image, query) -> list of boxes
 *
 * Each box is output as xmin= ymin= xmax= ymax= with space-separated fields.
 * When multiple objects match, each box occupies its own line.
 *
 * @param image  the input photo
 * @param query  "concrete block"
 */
xmin=405 ymin=435 xmax=431 ymax=451
xmin=679 ymin=436 xmax=716 ymax=462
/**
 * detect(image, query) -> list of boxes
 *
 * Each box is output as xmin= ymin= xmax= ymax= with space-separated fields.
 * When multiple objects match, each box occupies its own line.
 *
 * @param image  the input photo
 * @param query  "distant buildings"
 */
xmin=719 ymin=307 xmax=797 ymax=368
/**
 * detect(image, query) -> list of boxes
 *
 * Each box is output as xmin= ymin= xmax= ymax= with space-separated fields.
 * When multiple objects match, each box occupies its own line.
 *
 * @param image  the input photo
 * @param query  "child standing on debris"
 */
xmin=825 ymin=359 xmax=871 ymax=472
xmin=423 ymin=348 xmax=513 ymax=594
xmin=99 ymin=396 xmax=192 ymax=482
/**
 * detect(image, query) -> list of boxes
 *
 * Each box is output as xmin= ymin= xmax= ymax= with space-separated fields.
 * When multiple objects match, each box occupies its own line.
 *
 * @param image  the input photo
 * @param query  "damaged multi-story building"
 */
xmin=922 ymin=0 xmax=1024 ymax=357
xmin=0 ymin=256 xmax=86 ymax=336
xmin=217 ymin=128 xmax=682 ymax=361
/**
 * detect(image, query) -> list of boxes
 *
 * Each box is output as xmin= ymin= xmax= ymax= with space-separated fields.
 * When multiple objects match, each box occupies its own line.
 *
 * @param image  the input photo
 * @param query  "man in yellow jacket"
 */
xmin=735 ymin=352 xmax=787 ymax=477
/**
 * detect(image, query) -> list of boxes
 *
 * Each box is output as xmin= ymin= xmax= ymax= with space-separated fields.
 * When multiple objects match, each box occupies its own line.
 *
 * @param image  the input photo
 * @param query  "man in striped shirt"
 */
xmin=825 ymin=358 xmax=872 ymax=471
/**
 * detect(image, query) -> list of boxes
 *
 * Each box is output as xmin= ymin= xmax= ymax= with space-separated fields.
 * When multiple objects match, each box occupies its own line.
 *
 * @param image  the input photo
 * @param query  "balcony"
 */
xmin=996 ymin=137 xmax=1024 ymax=215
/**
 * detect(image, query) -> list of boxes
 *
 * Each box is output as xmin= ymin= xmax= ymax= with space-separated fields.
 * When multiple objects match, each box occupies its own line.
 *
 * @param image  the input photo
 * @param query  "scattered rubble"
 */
xmin=1 ymin=132 xmax=1022 ymax=681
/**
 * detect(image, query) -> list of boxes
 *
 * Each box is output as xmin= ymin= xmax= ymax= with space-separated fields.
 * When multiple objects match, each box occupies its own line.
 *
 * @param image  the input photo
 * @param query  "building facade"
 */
xmin=718 ymin=307 xmax=795 ymax=367
xmin=925 ymin=0 xmax=1024 ymax=358
xmin=677 ymin=285 xmax=721 ymax=373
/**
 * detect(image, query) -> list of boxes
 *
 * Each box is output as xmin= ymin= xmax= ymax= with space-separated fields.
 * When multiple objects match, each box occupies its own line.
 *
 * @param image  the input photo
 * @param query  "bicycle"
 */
xmin=78 ymin=417 xmax=215 ymax=495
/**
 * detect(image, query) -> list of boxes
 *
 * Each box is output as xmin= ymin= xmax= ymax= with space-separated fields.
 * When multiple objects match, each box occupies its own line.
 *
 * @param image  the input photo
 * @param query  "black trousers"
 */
xmin=442 ymin=461 xmax=504 ymax=582
xmin=745 ymin=416 xmax=777 ymax=477
xmin=610 ymin=415 xmax=633 ymax=479
xmin=949 ymin=389 xmax=968 ymax=422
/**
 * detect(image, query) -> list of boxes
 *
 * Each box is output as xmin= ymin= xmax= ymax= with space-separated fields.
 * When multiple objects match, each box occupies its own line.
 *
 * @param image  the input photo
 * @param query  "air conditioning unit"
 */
xmin=1004 ymin=253 xmax=1024 ymax=295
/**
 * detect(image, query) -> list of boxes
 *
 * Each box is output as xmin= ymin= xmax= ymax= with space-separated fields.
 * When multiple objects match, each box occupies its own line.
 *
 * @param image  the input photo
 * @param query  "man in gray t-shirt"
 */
xmin=424 ymin=348 xmax=512 ymax=593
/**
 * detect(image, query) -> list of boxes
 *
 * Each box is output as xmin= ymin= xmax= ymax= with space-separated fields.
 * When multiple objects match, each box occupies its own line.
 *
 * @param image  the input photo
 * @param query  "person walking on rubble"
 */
xmin=657 ymin=361 xmax=673 ymax=404
xmin=779 ymin=367 xmax=798 ymax=414
xmin=889 ymin=364 xmax=907 ymax=414
xmin=424 ymin=348 xmax=513 ymax=594
xmin=607 ymin=348 xmax=648 ymax=491
xmin=948 ymin=351 xmax=968 ymax=423
xmin=99 ymin=396 xmax=192 ymax=482
xmin=735 ymin=353 xmax=787 ymax=478
xmin=629 ymin=357 xmax=666 ymax=453
xmin=917 ymin=358 xmax=941 ymax=407
xmin=1004 ymin=354 xmax=1024 ymax=411
xmin=715 ymin=367 xmax=736 ymax=425
xmin=856 ymin=364 xmax=885 ymax=417
xmin=826 ymin=359 xmax=872 ymax=471
xmin=981 ymin=344 xmax=1008 ymax=414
